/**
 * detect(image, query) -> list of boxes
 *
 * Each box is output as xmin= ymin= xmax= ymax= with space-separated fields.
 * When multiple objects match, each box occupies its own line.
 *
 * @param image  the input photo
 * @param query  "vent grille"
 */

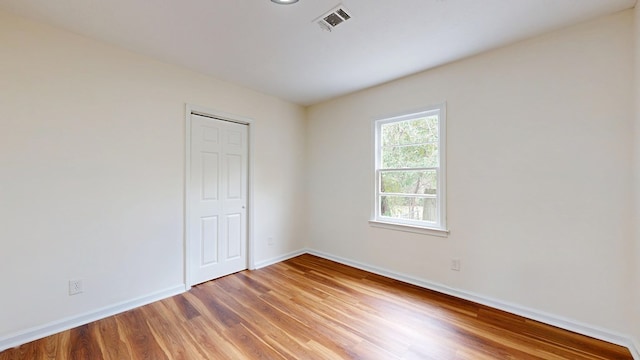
xmin=315 ymin=5 xmax=352 ymax=32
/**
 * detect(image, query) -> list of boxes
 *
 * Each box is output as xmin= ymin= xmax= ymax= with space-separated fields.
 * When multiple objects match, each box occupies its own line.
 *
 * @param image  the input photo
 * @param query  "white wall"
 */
xmin=0 ymin=10 xmax=307 ymax=341
xmin=308 ymin=10 xmax=635 ymax=336
xmin=633 ymin=3 xmax=640 ymax=354
xmin=2 ymin=3 xmax=638 ymax=352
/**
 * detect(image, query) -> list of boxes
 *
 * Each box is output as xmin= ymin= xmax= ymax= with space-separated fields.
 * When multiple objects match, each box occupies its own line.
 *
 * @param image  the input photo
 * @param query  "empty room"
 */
xmin=1 ymin=0 xmax=640 ymax=359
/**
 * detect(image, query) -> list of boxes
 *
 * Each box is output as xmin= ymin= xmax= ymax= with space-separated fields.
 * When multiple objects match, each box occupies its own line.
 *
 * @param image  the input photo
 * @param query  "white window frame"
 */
xmin=369 ymin=103 xmax=449 ymax=237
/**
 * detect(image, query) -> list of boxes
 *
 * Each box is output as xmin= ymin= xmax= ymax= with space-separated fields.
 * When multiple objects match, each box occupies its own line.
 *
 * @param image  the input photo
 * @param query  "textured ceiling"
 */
xmin=0 ymin=0 xmax=636 ymax=105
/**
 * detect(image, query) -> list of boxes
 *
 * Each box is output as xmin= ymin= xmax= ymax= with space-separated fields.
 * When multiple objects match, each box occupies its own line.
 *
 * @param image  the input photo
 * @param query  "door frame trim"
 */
xmin=184 ymin=104 xmax=255 ymax=290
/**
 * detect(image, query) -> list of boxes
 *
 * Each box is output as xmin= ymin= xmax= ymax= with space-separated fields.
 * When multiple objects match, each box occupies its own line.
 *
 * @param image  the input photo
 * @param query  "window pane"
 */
xmin=380 ymin=196 xmax=437 ymax=222
xmin=381 ymin=170 xmax=437 ymax=195
xmin=381 ymin=115 xmax=438 ymax=147
xmin=381 ymin=143 xmax=438 ymax=168
xmin=374 ymin=105 xmax=445 ymax=229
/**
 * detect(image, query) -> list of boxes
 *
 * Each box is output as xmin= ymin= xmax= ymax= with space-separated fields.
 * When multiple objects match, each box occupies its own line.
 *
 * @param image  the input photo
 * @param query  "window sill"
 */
xmin=368 ymin=220 xmax=449 ymax=237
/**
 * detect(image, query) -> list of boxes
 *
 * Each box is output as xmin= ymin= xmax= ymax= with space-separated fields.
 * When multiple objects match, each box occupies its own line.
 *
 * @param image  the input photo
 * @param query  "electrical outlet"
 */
xmin=69 ymin=280 xmax=83 ymax=295
xmin=267 ymin=237 xmax=275 ymax=246
xmin=450 ymin=259 xmax=461 ymax=272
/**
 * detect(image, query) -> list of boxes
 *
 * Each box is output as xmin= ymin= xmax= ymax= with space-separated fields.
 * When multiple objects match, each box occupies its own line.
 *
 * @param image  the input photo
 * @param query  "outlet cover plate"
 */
xmin=69 ymin=280 xmax=83 ymax=295
xmin=451 ymin=259 xmax=461 ymax=271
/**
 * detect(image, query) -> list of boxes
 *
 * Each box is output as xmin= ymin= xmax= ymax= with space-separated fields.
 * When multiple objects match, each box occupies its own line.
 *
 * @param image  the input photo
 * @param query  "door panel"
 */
xmin=226 ymin=213 xmax=242 ymax=259
xmin=189 ymin=114 xmax=248 ymax=285
xmin=201 ymin=216 xmax=218 ymax=265
xmin=202 ymin=153 xmax=219 ymax=200
xmin=227 ymin=154 xmax=242 ymax=199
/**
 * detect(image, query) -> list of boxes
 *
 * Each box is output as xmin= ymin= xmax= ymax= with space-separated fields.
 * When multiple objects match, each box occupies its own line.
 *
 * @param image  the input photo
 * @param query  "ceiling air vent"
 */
xmin=315 ymin=4 xmax=352 ymax=32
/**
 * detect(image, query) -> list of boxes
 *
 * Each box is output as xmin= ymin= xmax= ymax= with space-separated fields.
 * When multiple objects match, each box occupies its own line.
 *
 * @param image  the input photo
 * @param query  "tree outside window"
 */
xmin=374 ymin=104 xmax=446 ymax=231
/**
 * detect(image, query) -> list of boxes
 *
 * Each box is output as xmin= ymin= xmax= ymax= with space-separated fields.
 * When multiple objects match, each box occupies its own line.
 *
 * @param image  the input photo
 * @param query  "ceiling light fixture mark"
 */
xmin=271 ymin=0 xmax=299 ymax=5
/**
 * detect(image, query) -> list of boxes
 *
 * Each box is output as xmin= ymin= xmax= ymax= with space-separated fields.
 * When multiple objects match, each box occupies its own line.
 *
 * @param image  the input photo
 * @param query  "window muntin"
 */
xmin=374 ymin=104 xmax=446 ymax=231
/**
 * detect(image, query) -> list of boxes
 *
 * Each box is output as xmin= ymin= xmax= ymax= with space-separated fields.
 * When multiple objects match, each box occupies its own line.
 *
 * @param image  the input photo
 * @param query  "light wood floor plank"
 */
xmin=0 ymin=254 xmax=633 ymax=359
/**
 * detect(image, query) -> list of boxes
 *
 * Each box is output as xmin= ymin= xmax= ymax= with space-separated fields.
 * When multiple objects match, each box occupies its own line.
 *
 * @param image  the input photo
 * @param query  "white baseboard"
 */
xmin=0 ymin=247 xmax=307 ymax=352
xmin=630 ymin=340 xmax=640 ymax=360
xmin=253 ymin=248 xmax=307 ymax=270
xmin=3 ymin=251 xmax=638 ymax=359
xmin=0 ymin=285 xmax=185 ymax=352
xmin=306 ymin=248 xmax=639 ymax=358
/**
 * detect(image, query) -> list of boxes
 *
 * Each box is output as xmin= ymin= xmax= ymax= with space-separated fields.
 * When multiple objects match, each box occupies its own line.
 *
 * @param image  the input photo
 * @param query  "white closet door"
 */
xmin=189 ymin=114 xmax=248 ymax=285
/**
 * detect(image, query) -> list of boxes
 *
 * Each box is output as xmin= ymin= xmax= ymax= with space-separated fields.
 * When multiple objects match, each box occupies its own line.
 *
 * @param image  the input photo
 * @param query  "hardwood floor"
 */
xmin=0 ymin=254 xmax=632 ymax=359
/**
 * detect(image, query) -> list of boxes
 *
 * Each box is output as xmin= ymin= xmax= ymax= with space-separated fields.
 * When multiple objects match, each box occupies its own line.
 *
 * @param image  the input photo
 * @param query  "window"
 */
xmin=371 ymin=104 xmax=447 ymax=235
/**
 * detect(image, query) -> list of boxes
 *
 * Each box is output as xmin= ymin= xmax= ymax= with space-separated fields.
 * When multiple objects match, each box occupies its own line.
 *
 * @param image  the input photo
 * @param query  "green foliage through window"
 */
xmin=375 ymin=106 xmax=445 ymax=229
